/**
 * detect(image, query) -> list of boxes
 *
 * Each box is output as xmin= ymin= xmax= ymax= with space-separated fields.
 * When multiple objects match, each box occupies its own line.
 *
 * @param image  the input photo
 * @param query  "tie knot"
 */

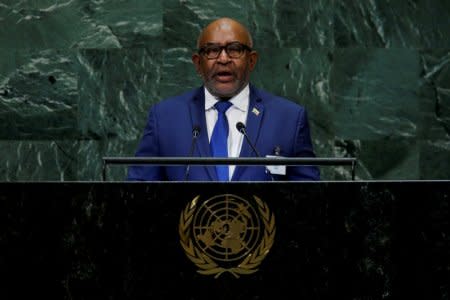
xmin=214 ymin=101 xmax=232 ymax=114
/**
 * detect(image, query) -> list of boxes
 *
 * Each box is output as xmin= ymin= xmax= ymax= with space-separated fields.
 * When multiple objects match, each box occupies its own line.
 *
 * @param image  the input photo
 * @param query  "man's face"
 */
xmin=192 ymin=21 xmax=258 ymax=99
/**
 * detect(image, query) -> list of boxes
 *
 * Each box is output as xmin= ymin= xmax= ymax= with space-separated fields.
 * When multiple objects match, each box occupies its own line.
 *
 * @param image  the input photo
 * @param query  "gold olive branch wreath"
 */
xmin=179 ymin=195 xmax=276 ymax=278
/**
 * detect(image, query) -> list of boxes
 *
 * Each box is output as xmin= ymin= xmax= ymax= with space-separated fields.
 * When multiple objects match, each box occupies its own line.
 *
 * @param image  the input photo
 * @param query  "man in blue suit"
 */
xmin=127 ymin=17 xmax=320 ymax=181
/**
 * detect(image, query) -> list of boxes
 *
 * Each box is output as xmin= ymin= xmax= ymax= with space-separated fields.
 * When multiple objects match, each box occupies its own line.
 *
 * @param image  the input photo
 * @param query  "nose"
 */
xmin=217 ymin=48 xmax=231 ymax=63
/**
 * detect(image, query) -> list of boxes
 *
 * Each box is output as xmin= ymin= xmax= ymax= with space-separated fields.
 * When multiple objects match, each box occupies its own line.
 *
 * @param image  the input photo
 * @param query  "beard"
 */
xmin=203 ymin=66 xmax=250 ymax=99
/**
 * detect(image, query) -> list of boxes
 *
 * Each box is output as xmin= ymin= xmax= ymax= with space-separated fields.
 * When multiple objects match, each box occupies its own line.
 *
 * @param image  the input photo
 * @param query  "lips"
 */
xmin=214 ymin=71 xmax=234 ymax=82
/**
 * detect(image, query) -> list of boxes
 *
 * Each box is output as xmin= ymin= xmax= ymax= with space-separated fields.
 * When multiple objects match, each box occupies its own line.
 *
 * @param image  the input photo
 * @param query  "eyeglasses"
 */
xmin=198 ymin=42 xmax=252 ymax=59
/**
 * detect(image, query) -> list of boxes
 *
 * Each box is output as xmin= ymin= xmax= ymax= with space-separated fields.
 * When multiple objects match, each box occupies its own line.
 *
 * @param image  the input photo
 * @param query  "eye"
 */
xmin=226 ymin=43 xmax=249 ymax=58
xmin=204 ymin=46 xmax=221 ymax=56
xmin=227 ymin=44 xmax=243 ymax=52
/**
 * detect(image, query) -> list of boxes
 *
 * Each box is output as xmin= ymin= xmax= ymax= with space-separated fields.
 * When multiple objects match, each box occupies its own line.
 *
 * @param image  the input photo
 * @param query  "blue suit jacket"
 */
xmin=127 ymin=85 xmax=320 ymax=181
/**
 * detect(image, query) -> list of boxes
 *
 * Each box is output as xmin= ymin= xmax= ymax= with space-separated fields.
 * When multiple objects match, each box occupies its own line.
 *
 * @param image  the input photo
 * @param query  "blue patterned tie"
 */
xmin=210 ymin=101 xmax=232 ymax=181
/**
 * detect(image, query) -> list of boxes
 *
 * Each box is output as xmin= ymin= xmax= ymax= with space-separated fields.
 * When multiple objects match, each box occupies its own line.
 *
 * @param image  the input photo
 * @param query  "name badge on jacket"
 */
xmin=265 ymin=155 xmax=286 ymax=175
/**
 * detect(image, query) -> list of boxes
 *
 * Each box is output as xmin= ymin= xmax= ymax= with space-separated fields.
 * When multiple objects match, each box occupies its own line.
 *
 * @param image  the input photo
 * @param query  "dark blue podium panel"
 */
xmin=0 ymin=181 xmax=448 ymax=299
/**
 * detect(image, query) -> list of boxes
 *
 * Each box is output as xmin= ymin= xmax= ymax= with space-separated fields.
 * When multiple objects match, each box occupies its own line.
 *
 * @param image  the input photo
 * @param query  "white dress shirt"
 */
xmin=204 ymin=85 xmax=249 ymax=180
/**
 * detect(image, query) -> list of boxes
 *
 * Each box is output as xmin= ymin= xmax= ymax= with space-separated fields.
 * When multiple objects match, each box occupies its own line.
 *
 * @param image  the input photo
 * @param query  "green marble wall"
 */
xmin=0 ymin=0 xmax=449 ymax=181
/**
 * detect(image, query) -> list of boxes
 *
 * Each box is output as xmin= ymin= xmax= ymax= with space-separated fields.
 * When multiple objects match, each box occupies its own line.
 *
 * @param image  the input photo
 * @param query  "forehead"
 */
xmin=198 ymin=21 xmax=250 ymax=46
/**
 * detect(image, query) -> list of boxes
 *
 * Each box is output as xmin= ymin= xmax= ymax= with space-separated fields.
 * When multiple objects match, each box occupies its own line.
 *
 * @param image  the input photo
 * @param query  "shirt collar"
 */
xmin=204 ymin=84 xmax=249 ymax=112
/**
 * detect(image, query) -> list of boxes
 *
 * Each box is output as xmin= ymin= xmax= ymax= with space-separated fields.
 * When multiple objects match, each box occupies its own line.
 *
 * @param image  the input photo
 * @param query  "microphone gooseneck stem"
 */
xmin=236 ymin=122 xmax=274 ymax=181
xmin=242 ymin=130 xmax=261 ymax=157
xmin=184 ymin=127 xmax=200 ymax=181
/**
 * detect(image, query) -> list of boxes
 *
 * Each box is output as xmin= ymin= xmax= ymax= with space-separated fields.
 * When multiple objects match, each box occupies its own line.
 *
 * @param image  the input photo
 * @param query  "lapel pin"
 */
xmin=252 ymin=107 xmax=260 ymax=116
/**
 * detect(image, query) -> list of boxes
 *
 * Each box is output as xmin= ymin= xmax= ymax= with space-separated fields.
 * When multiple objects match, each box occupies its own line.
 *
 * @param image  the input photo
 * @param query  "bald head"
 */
xmin=192 ymin=17 xmax=258 ymax=99
xmin=197 ymin=18 xmax=253 ymax=48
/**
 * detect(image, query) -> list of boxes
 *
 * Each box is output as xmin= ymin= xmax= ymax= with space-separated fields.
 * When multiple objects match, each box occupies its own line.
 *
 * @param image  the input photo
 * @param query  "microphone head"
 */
xmin=192 ymin=125 xmax=201 ymax=137
xmin=236 ymin=122 xmax=245 ymax=133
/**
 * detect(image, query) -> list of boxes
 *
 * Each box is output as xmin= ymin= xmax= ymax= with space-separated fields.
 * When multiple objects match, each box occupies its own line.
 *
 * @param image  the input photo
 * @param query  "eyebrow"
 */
xmin=201 ymin=41 xmax=241 ymax=47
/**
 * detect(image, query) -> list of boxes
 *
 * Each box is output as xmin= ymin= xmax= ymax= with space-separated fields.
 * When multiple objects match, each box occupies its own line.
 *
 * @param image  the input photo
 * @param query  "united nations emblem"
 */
xmin=179 ymin=194 xmax=276 ymax=278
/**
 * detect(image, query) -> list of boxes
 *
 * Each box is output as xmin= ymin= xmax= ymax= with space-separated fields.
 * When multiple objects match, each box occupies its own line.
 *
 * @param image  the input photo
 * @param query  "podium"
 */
xmin=0 ymin=181 xmax=448 ymax=299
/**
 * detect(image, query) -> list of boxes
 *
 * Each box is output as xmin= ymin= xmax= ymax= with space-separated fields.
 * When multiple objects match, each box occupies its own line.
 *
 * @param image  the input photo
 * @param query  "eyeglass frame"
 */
xmin=197 ymin=42 xmax=253 ymax=59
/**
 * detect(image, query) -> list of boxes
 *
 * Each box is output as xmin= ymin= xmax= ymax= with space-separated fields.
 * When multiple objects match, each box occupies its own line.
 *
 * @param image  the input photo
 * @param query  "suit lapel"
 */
xmin=189 ymin=87 xmax=217 ymax=180
xmin=232 ymin=86 xmax=264 ymax=181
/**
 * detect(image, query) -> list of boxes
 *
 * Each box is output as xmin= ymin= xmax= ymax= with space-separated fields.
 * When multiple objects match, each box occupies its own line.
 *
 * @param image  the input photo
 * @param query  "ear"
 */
xmin=248 ymin=51 xmax=258 ymax=71
xmin=192 ymin=53 xmax=201 ymax=74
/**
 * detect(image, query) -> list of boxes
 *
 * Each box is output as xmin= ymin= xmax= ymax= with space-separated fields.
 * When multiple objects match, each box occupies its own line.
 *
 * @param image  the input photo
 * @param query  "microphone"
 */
xmin=236 ymin=122 xmax=261 ymax=157
xmin=235 ymin=122 xmax=274 ymax=180
xmin=184 ymin=125 xmax=201 ymax=181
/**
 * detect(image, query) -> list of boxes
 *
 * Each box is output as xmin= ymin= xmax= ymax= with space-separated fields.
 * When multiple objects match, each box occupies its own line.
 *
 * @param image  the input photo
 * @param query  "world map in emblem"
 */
xmin=192 ymin=194 xmax=261 ymax=262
